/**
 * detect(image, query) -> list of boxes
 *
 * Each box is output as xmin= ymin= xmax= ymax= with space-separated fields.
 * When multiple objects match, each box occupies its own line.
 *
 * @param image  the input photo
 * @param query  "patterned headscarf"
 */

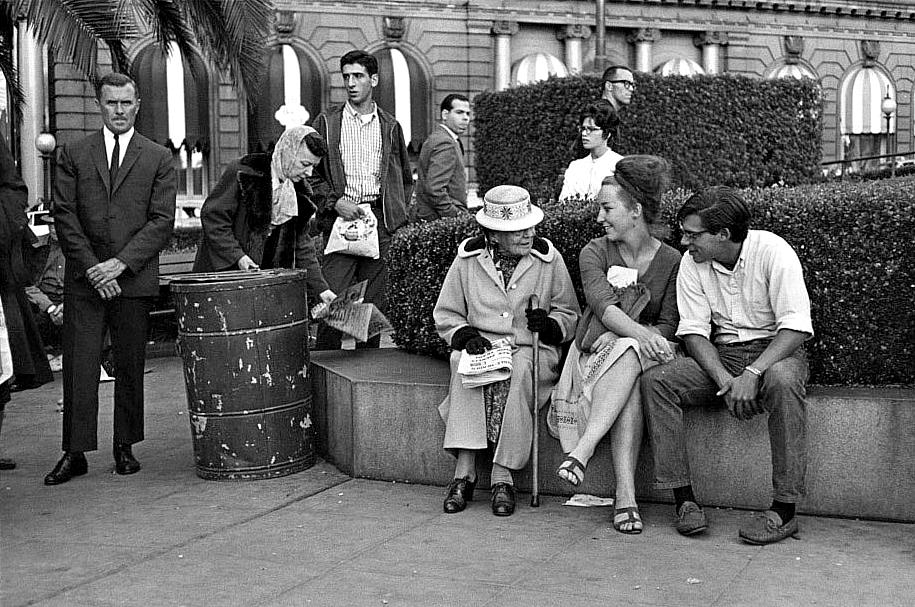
xmin=270 ymin=125 xmax=318 ymax=226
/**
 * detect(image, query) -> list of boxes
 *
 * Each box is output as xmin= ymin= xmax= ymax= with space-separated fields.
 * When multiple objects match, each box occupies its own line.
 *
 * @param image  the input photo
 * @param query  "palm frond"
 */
xmin=19 ymin=0 xmax=136 ymax=82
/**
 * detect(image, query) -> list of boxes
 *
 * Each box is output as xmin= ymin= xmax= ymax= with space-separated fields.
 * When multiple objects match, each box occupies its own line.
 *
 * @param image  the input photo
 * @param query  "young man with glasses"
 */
xmin=601 ymin=65 xmax=636 ymax=112
xmin=640 ymin=186 xmax=813 ymax=546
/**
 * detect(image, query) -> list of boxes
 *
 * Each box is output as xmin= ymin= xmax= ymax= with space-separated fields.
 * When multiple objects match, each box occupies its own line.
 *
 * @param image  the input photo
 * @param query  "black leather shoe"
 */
xmin=0 ymin=458 xmax=17 ymax=470
xmin=113 ymin=443 xmax=141 ymax=475
xmin=491 ymin=482 xmax=516 ymax=517
xmin=443 ymin=477 xmax=475 ymax=513
xmin=44 ymin=452 xmax=88 ymax=485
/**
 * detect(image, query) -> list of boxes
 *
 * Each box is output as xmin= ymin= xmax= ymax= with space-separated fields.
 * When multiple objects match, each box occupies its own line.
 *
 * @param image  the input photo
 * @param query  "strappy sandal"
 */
xmin=557 ymin=455 xmax=586 ymax=487
xmin=613 ymin=506 xmax=643 ymax=534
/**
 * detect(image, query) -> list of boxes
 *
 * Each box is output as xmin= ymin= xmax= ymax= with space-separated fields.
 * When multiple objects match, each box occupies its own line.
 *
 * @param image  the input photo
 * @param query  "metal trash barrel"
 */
xmin=171 ymin=269 xmax=314 ymax=480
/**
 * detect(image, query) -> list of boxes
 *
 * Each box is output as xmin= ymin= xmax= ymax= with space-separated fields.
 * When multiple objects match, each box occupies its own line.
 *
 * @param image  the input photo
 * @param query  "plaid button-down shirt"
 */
xmin=340 ymin=101 xmax=382 ymax=203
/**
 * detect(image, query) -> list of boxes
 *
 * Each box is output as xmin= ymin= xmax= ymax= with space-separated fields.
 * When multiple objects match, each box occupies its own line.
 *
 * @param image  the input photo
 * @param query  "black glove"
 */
xmin=451 ymin=326 xmax=492 ymax=354
xmin=525 ymin=307 xmax=563 ymax=346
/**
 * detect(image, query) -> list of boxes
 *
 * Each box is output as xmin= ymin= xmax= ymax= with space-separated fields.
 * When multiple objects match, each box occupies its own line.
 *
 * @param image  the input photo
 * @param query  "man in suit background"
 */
xmin=412 ymin=94 xmax=471 ymax=221
xmin=45 ymin=72 xmax=176 ymax=485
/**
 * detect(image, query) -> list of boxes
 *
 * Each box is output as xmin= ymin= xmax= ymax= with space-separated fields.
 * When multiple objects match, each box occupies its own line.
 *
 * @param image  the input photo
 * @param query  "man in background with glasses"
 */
xmin=601 ymin=65 xmax=636 ymax=114
xmin=641 ymin=186 xmax=813 ymax=546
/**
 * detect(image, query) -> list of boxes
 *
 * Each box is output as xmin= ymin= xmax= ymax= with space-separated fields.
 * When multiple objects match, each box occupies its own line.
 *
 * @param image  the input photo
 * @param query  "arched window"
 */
xmin=134 ymin=42 xmax=210 ymax=201
xmin=655 ymin=58 xmax=705 ymax=77
xmin=373 ymin=47 xmax=428 ymax=155
xmin=248 ymin=43 xmax=323 ymax=153
xmin=511 ymin=53 xmax=568 ymax=86
xmin=839 ymin=65 xmax=894 ymax=165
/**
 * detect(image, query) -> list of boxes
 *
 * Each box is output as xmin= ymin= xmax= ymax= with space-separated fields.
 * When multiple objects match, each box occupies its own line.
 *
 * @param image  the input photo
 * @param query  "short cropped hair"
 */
xmin=677 ymin=186 xmax=752 ymax=242
xmin=440 ymin=93 xmax=470 ymax=113
xmin=340 ymin=50 xmax=378 ymax=76
xmin=601 ymin=64 xmax=633 ymax=85
xmin=96 ymin=72 xmax=138 ymax=99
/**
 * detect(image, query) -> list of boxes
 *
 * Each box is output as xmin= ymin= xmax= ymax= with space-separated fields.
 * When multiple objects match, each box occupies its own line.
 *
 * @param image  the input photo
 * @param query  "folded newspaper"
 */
xmin=457 ymin=338 xmax=512 ymax=388
xmin=311 ymin=280 xmax=392 ymax=343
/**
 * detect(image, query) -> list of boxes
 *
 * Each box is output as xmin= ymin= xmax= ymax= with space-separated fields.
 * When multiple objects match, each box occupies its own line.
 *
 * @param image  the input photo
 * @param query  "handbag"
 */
xmin=323 ymin=203 xmax=380 ymax=259
xmin=574 ymin=282 xmax=651 ymax=352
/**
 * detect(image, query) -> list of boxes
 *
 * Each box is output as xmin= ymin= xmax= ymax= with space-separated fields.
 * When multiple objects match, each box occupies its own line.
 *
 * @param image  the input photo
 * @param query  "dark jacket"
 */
xmin=313 ymin=103 xmax=413 ymax=233
xmin=193 ymin=153 xmax=330 ymax=299
xmin=412 ymin=125 xmax=467 ymax=221
xmin=54 ymin=131 xmax=176 ymax=297
xmin=0 ymin=133 xmax=52 ymax=394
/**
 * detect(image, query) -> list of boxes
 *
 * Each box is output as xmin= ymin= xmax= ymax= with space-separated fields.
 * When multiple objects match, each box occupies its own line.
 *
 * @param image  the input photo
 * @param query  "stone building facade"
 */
xmin=10 ymin=1 xmax=915 ymax=205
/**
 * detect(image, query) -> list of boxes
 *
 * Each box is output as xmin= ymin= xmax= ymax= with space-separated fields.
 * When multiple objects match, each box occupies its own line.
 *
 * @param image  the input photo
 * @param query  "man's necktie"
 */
xmin=458 ymin=138 xmax=465 ymax=156
xmin=109 ymin=134 xmax=120 ymax=190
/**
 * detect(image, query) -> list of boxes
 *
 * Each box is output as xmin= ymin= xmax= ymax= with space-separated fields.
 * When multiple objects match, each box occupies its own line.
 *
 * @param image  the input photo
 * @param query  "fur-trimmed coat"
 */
xmin=433 ymin=235 xmax=580 ymax=469
xmin=194 ymin=153 xmax=329 ymax=299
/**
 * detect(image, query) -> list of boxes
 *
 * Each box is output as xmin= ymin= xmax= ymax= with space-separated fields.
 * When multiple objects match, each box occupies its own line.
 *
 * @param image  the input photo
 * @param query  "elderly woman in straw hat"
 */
xmin=434 ymin=185 xmax=580 ymax=517
xmin=194 ymin=125 xmax=336 ymax=305
xmin=549 ymin=155 xmax=680 ymax=534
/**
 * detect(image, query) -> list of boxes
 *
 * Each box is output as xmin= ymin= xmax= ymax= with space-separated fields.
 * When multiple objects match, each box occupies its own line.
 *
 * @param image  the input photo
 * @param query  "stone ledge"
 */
xmin=310 ymin=349 xmax=915 ymax=522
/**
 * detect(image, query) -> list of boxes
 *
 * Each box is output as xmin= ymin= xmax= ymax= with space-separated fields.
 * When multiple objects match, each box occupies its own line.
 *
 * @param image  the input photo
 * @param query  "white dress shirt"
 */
xmin=558 ymin=148 xmax=623 ymax=201
xmin=103 ymin=126 xmax=134 ymax=168
xmin=676 ymin=230 xmax=814 ymax=344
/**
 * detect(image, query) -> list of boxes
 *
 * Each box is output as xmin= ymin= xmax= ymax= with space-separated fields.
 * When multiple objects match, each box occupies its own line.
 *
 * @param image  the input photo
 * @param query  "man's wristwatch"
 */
xmin=744 ymin=365 xmax=763 ymax=378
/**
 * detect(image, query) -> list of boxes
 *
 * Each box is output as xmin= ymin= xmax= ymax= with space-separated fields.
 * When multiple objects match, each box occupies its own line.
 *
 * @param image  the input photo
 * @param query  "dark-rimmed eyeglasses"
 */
xmin=680 ymin=228 xmax=710 ymax=242
xmin=580 ymin=125 xmax=602 ymax=134
xmin=609 ymin=80 xmax=636 ymax=91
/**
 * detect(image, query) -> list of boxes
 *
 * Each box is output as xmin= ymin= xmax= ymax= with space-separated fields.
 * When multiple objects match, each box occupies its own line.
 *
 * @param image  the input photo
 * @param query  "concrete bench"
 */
xmin=310 ymin=349 xmax=915 ymax=522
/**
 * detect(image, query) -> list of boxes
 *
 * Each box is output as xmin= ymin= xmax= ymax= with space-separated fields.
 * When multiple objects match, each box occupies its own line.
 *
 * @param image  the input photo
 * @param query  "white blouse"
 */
xmin=558 ymin=148 xmax=624 ymax=201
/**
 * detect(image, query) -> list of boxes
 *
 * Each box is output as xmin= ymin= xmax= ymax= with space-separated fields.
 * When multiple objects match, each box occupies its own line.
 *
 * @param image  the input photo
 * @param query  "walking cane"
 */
xmin=528 ymin=294 xmax=541 ymax=507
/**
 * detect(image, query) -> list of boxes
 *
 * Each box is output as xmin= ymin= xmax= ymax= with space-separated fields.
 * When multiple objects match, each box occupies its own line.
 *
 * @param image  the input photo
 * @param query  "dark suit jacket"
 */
xmin=54 ymin=131 xmax=176 ymax=297
xmin=413 ymin=125 xmax=467 ymax=221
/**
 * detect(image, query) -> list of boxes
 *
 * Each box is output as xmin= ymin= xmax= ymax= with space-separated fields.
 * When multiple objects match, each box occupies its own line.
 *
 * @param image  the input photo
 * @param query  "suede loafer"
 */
xmin=739 ymin=510 xmax=799 ymax=545
xmin=676 ymin=501 xmax=709 ymax=536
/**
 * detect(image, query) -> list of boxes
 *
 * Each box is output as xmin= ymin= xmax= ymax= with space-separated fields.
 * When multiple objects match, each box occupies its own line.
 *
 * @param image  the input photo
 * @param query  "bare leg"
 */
xmin=560 ymin=350 xmax=641 ymax=486
xmin=453 ymin=449 xmax=476 ymax=481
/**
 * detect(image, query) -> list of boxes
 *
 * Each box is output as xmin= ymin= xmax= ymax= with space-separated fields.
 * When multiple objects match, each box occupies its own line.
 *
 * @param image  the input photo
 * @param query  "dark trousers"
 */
xmin=314 ymin=213 xmax=392 ymax=350
xmin=61 ymin=286 xmax=153 ymax=452
xmin=640 ymin=340 xmax=809 ymax=503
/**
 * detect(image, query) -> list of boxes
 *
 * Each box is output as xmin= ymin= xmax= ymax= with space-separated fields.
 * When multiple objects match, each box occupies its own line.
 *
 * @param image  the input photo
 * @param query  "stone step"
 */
xmin=310 ymin=349 xmax=915 ymax=522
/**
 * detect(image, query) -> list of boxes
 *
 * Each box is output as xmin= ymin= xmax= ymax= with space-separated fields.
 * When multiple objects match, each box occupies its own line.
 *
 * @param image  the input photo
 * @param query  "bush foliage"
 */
xmin=473 ymin=73 xmax=822 ymax=201
xmin=388 ymin=178 xmax=915 ymax=386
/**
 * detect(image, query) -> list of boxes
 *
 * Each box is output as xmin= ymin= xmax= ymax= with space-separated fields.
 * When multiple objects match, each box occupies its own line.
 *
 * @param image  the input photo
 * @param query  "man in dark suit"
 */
xmin=412 ymin=94 xmax=471 ymax=221
xmin=45 ymin=72 xmax=176 ymax=485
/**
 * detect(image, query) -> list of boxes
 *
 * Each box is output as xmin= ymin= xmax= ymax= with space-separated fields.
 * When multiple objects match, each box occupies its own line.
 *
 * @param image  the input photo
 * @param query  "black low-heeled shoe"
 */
xmin=443 ymin=477 xmax=475 ymax=513
xmin=491 ymin=482 xmax=515 ymax=517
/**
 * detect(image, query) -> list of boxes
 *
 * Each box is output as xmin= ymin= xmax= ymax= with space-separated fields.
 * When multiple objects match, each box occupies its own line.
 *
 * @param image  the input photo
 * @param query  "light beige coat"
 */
xmin=434 ymin=236 xmax=580 ymax=469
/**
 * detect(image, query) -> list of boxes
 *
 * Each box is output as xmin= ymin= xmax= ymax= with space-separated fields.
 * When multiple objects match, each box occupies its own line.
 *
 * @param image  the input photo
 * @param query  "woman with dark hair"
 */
xmin=549 ymin=155 xmax=680 ymax=533
xmin=434 ymin=185 xmax=580 ymax=517
xmin=558 ymin=103 xmax=622 ymax=201
xmin=194 ymin=125 xmax=336 ymax=304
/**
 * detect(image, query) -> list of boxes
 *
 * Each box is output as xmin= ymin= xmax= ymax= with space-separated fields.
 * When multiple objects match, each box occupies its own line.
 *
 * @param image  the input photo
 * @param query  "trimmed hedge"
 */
xmin=473 ymin=73 xmax=823 ymax=200
xmin=388 ymin=178 xmax=915 ymax=386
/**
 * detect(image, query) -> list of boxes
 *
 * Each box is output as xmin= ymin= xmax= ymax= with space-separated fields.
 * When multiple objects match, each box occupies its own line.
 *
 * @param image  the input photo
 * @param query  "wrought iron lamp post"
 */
xmin=881 ymin=87 xmax=897 ymax=178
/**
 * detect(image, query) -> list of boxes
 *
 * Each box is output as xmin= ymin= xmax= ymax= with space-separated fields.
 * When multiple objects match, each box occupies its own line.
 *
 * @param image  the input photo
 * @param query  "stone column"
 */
xmin=694 ymin=31 xmax=729 ymax=74
xmin=627 ymin=28 xmax=660 ymax=73
xmin=557 ymin=24 xmax=592 ymax=74
xmin=17 ymin=26 xmax=46 ymax=208
xmin=492 ymin=21 xmax=518 ymax=91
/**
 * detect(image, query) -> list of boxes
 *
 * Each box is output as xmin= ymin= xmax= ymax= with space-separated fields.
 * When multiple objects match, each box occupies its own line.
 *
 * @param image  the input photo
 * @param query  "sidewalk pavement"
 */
xmin=1 ymin=356 xmax=913 ymax=607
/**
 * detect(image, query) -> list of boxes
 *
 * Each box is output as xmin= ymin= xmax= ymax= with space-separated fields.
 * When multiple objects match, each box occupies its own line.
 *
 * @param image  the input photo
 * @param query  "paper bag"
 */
xmin=323 ymin=203 xmax=380 ymax=259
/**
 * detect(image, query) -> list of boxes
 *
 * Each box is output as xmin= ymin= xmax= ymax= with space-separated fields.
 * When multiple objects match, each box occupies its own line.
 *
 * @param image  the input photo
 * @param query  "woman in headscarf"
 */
xmin=549 ymin=155 xmax=680 ymax=534
xmin=434 ymin=185 xmax=580 ymax=517
xmin=194 ymin=126 xmax=336 ymax=304
xmin=557 ymin=103 xmax=623 ymax=202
